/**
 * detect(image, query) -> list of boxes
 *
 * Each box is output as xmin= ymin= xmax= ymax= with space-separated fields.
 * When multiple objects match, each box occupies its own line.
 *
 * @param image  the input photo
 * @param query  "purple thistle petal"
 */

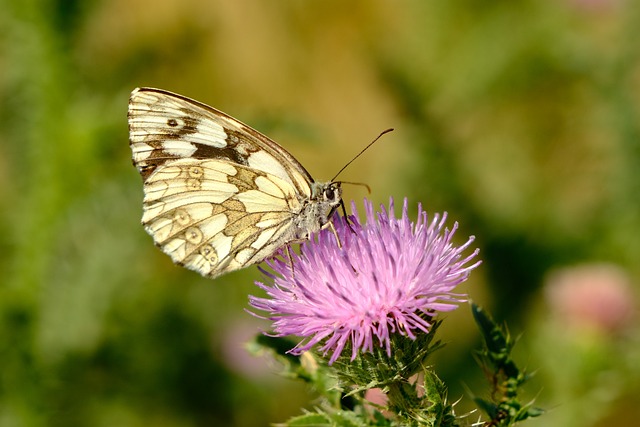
xmin=249 ymin=198 xmax=481 ymax=365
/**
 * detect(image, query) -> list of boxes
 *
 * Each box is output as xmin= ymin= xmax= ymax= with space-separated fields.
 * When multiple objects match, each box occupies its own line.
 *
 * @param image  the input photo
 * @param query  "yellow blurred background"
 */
xmin=1 ymin=0 xmax=639 ymax=425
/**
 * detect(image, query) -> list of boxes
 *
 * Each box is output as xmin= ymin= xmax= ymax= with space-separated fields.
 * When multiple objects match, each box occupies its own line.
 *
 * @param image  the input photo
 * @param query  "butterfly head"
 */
xmin=309 ymin=181 xmax=342 ymax=225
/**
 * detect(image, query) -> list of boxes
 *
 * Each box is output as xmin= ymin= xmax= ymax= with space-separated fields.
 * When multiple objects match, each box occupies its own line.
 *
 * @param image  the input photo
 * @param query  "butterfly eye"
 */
xmin=324 ymin=186 xmax=337 ymax=201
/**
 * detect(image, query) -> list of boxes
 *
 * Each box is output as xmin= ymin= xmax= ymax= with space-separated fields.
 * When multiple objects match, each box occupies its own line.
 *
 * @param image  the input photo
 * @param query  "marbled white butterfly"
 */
xmin=128 ymin=88 xmax=345 ymax=279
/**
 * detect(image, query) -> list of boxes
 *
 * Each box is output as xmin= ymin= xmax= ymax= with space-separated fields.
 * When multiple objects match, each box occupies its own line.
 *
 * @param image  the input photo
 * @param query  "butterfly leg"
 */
xmin=327 ymin=220 xmax=343 ymax=249
xmin=284 ymin=244 xmax=296 ymax=276
xmin=340 ymin=200 xmax=356 ymax=234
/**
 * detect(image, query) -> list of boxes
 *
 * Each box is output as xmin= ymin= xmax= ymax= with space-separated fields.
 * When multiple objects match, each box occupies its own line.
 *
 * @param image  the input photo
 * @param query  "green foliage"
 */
xmin=250 ymin=323 xmax=457 ymax=427
xmin=471 ymin=303 xmax=543 ymax=426
xmin=331 ymin=321 xmax=444 ymax=392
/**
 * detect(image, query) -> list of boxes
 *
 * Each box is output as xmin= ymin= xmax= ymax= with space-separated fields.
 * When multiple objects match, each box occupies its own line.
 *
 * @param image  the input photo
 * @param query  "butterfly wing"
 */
xmin=129 ymin=88 xmax=314 ymax=190
xmin=128 ymin=88 xmax=316 ymax=278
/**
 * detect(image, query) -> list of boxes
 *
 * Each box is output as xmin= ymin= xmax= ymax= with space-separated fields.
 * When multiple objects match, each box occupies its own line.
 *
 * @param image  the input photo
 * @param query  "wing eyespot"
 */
xmin=173 ymin=209 xmax=191 ymax=226
xmin=187 ymin=178 xmax=201 ymax=190
xmin=188 ymin=166 xmax=203 ymax=178
xmin=200 ymin=245 xmax=218 ymax=264
xmin=185 ymin=226 xmax=204 ymax=245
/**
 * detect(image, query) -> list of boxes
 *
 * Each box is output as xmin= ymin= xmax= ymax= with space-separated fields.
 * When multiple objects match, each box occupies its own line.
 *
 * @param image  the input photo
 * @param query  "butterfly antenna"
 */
xmin=338 ymin=181 xmax=371 ymax=194
xmin=331 ymin=128 xmax=394 ymax=182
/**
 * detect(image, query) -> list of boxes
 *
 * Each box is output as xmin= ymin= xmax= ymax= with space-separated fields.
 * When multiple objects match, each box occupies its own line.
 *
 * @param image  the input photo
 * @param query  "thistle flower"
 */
xmin=249 ymin=198 xmax=481 ymax=364
xmin=545 ymin=263 xmax=635 ymax=334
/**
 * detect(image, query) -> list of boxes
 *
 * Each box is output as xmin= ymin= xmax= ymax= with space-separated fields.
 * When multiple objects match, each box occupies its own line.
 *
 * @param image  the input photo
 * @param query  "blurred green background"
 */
xmin=1 ymin=0 xmax=639 ymax=426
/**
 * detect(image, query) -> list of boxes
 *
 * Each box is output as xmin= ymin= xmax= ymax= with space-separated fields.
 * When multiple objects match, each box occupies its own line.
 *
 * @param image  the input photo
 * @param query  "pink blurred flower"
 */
xmin=365 ymin=388 xmax=390 ymax=416
xmin=545 ymin=264 xmax=636 ymax=334
xmin=249 ymin=198 xmax=480 ymax=364
xmin=365 ymin=387 xmax=388 ymax=407
xmin=220 ymin=319 xmax=272 ymax=379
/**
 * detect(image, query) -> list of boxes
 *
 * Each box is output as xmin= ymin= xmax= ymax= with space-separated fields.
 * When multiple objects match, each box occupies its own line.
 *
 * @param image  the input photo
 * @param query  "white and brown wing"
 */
xmin=141 ymin=158 xmax=303 ymax=278
xmin=128 ymin=87 xmax=313 ymax=194
xmin=128 ymin=88 xmax=316 ymax=278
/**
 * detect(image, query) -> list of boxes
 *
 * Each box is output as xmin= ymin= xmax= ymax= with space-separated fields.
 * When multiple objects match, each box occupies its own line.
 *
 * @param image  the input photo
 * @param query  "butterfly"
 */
xmin=128 ymin=87 xmax=344 ymax=278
